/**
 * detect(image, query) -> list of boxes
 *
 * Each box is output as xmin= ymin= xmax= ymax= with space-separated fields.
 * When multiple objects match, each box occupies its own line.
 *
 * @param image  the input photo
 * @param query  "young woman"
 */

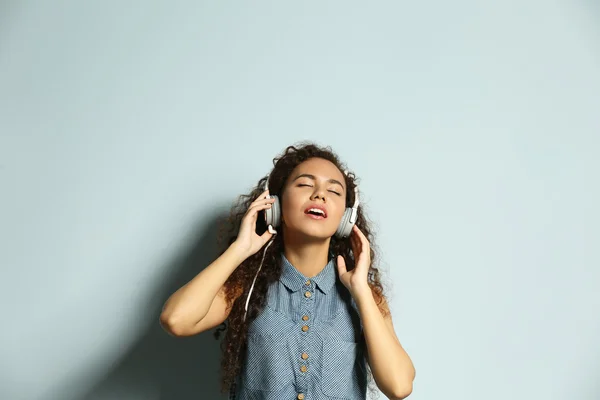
xmin=160 ymin=143 xmax=415 ymax=399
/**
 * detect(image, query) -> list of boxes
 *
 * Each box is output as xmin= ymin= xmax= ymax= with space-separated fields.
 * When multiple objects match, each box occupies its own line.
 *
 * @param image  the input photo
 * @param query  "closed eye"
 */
xmin=297 ymin=184 xmax=341 ymax=196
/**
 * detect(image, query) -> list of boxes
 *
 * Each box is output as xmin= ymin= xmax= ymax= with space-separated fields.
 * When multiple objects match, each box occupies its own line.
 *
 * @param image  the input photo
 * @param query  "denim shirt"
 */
xmin=232 ymin=253 xmax=368 ymax=400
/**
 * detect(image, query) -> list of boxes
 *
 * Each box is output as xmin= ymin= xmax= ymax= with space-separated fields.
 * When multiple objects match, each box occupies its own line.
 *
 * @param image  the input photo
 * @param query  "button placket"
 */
xmin=298 ymin=280 xmax=314 ymax=389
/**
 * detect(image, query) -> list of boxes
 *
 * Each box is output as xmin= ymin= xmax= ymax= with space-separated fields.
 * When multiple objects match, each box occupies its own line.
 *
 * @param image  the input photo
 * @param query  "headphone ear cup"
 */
xmin=264 ymin=195 xmax=281 ymax=228
xmin=335 ymin=207 xmax=354 ymax=238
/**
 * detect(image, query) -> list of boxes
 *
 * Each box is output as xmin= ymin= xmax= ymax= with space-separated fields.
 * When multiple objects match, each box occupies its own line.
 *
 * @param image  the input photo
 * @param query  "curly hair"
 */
xmin=212 ymin=141 xmax=390 ymax=398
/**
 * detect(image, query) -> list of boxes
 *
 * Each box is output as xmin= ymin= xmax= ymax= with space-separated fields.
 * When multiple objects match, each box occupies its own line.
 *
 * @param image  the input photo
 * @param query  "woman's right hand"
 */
xmin=231 ymin=189 xmax=276 ymax=259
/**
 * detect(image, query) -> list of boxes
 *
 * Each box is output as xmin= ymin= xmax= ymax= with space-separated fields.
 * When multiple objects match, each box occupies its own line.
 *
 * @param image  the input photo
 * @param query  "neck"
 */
xmin=283 ymin=232 xmax=331 ymax=278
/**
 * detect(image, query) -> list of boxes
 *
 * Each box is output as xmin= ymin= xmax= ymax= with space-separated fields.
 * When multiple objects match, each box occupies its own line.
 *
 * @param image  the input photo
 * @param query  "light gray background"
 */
xmin=1 ymin=1 xmax=598 ymax=399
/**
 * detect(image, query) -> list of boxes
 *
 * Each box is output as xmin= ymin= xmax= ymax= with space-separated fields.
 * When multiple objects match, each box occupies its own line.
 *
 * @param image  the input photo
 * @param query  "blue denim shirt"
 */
xmin=232 ymin=252 xmax=368 ymax=400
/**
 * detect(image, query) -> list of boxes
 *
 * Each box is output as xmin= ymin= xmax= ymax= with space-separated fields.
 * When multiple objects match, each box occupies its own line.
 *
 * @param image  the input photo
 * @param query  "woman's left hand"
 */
xmin=337 ymin=225 xmax=372 ymax=298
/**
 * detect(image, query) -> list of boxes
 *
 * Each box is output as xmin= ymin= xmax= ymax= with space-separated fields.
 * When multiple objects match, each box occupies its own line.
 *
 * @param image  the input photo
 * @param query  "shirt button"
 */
xmin=300 ymin=365 xmax=307 ymax=373
xmin=297 ymin=393 xmax=305 ymax=399
xmin=302 ymin=315 xmax=309 ymax=321
xmin=301 ymin=325 xmax=309 ymax=332
xmin=304 ymin=291 xmax=312 ymax=298
xmin=305 ymin=280 xmax=311 ymax=286
xmin=301 ymin=352 xmax=309 ymax=360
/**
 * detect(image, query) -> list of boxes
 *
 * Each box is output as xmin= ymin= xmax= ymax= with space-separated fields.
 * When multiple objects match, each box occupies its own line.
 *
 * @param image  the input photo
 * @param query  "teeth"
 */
xmin=308 ymin=208 xmax=325 ymax=216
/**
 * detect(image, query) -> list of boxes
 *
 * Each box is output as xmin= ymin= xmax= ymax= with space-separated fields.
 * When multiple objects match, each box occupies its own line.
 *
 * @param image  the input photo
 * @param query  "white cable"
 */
xmin=243 ymin=236 xmax=275 ymax=322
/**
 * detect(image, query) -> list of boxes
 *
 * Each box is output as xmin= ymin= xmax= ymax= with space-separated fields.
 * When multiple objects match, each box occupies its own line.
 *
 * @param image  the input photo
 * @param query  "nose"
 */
xmin=311 ymin=187 xmax=326 ymax=202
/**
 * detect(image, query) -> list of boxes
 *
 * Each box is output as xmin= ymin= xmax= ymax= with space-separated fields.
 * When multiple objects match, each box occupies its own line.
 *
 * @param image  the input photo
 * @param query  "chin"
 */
xmin=286 ymin=222 xmax=336 ymax=241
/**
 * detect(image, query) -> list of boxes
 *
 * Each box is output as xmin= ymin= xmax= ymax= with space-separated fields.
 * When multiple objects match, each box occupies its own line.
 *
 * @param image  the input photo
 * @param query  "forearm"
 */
xmin=354 ymin=289 xmax=415 ymax=399
xmin=160 ymin=242 xmax=247 ymax=329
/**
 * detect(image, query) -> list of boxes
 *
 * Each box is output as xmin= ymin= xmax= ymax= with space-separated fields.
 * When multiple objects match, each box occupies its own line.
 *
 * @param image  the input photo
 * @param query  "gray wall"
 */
xmin=1 ymin=1 xmax=598 ymax=399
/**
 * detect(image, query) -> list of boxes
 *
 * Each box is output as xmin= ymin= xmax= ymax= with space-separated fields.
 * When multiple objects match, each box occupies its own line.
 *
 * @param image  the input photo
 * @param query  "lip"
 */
xmin=304 ymin=203 xmax=328 ymax=218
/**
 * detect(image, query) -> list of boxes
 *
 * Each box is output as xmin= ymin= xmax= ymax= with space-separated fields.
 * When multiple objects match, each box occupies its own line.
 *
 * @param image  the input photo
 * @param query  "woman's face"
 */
xmin=280 ymin=157 xmax=347 ymax=240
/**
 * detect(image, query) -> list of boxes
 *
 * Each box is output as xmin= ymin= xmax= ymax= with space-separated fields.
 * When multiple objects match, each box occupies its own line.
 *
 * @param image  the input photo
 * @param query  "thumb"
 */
xmin=260 ymin=228 xmax=274 ymax=244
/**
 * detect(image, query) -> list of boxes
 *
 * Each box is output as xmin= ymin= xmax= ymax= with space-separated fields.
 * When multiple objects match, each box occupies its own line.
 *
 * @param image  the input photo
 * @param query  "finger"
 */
xmin=260 ymin=189 xmax=270 ymax=199
xmin=244 ymin=202 xmax=273 ymax=218
xmin=250 ymin=189 xmax=270 ymax=204
xmin=336 ymin=255 xmax=347 ymax=275
xmin=250 ymin=196 xmax=276 ymax=208
xmin=350 ymin=234 xmax=358 ymax=257
xmin=351 ymin=227 xmax=359 ymax=244
xmin=351 ymin=230 xmax=360 ymax=255
xmin=250 ymin=201 xmax=273 ymax=212
xmin=353 ymin=225 xmax=369 ymax=248
xmin=353 ymin=226 xmax=371 ymax=262
xmin=260 ymin=228 xmax=274 ymax=243
xmin=348 ymin=230 xmax=362 ymax=262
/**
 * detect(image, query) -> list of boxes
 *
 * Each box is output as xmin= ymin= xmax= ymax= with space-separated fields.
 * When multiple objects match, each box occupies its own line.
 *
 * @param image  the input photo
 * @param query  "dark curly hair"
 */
xmin=213 ymin=141 xmax=390 ymax=398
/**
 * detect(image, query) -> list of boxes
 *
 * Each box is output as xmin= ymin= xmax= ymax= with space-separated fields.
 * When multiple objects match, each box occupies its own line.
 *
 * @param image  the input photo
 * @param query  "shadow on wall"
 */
xmin=72 ymin=210 xmax=232 ymax=400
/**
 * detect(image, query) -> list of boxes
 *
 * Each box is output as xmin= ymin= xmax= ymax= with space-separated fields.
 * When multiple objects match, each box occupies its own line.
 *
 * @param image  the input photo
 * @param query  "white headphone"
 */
xmin=264 ymin=170 xmax=359 ymax=238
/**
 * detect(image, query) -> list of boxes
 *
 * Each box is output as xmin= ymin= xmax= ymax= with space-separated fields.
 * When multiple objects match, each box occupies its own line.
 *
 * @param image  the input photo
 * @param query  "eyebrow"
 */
xmin=292 ymin=173 xmax=345 ymax=190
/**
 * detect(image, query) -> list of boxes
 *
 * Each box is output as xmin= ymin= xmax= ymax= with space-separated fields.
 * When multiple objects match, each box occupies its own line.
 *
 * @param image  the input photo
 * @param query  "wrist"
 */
xmin=228 ymin=241 xmax=250 ymax=263
xmin=351 ymin=285 xmax=373 ymax=304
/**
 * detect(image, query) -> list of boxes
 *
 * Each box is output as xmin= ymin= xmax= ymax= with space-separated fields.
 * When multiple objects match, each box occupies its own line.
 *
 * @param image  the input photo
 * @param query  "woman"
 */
xmin=160 ymin=142 xmax=415 ymax=399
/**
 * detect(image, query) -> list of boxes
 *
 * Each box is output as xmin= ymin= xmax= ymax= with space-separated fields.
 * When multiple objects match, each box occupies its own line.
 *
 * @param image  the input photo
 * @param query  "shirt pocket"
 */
xmin=242 ymin=333 xmax=295 ymax=391
xmin=248 ymin=303 xmax=295 ymax=337
xmin=320 ymin=337 xmax=364 ymax=399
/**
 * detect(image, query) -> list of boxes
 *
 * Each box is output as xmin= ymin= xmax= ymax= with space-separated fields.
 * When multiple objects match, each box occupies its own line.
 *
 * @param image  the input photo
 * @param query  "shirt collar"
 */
xmin=279 ymin=252 xmax=337 ymax=295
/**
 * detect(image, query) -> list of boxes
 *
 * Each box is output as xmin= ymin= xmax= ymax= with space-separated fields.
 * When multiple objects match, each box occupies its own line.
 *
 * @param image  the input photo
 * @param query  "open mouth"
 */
xmin=304 ymin=208 xmax=327 ymax=219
